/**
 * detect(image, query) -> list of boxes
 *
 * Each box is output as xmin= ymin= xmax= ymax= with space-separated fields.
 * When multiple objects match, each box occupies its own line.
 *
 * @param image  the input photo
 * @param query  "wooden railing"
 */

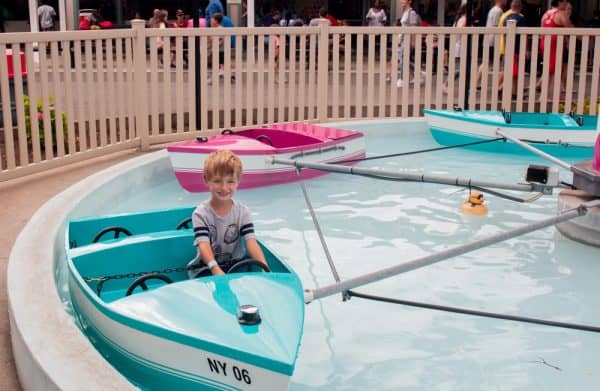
xmin=1 ymin=20 xmax=598 ymax=180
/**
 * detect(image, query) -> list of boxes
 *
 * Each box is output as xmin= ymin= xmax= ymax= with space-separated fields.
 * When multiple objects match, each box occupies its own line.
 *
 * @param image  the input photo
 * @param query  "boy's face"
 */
xmin=205 ymin=174 xmax=239 ymax=201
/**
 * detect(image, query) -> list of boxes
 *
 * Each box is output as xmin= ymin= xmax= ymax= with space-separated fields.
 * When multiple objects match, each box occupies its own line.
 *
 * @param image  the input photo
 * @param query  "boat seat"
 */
xmin=68 ymin=229 xmax=194 ymax=258
xmin=68 ymin=206 xmax=195 ymax=248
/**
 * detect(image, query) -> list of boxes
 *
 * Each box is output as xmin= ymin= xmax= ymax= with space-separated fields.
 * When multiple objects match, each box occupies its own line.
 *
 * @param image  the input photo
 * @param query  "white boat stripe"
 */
xmin=83 ymin=313 xmax=242 ymax=390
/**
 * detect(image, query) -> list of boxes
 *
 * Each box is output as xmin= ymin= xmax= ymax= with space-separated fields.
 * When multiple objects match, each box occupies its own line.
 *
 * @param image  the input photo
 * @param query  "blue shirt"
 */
xmin=222 ymin=15 xmax=235 ymax=47
xmin=503 ymin=13 xmax=527 ymax=53
xmin=205 ymin=0 xmax=224 ymax=27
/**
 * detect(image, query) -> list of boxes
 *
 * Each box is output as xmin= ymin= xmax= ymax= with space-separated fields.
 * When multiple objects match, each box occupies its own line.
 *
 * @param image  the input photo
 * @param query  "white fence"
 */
xmin=1 ymin=20 xmax=598 ymax=180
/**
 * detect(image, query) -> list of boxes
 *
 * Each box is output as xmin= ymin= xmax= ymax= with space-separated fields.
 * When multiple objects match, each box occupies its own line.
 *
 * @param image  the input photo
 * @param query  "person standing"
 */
xmin=309 ymin=7 xmax=331 ymax=27
xmin=501 ymin=0 xmax=527 ymax=96
xmin=441 ymin=3 xmax=467 ymax=94
xmin=365 ymin=0 xmax=387 ymax=27
xmin=37 ymin=0 xmax=56 ymax=32
xmin=396 ymin=0 xmax=425 ymax=87
xmin=475 ymin=0 xmax=506 ymax=89
xmin=205 ymin=0 xmax=224 ymax=27
xmin=536 ymin=0 xmax=572 ymax=91
xmin=170 ymin=9 xmax=190 ymax=67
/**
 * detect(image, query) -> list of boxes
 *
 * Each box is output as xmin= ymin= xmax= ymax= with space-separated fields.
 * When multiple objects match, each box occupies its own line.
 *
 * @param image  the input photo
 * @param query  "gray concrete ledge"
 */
xmin=6 ymin=151 xmax=171 ymax=390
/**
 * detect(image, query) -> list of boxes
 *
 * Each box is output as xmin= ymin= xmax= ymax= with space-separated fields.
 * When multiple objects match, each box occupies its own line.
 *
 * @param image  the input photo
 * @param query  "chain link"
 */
xmin=83 ymin=266 xmax=189 ymax=283
xmin=82 ymin=259 xmax=248 ymax=296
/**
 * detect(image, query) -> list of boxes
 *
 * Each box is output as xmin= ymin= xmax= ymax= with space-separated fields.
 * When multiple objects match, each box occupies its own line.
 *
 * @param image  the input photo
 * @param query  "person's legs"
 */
xmin=475 ymin=45 xmax=495 ymax=89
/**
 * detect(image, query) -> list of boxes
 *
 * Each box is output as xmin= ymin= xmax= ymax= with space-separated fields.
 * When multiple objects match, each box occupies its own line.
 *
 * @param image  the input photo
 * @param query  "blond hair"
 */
xmin=203 ymin=149 xmax=243 ymax=181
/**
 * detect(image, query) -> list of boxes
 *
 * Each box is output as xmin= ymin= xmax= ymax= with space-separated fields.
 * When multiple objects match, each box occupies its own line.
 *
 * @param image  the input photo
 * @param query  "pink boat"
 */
xmin=167 ymin=123 xmax=365 ymax=192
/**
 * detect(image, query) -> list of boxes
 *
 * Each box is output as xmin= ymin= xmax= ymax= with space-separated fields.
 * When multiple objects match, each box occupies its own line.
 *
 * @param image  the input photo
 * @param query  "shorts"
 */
xmin=487 ymin=45 xmax=496 ymax=61
xmin=512 ymin=54 xmax=519 ymax=78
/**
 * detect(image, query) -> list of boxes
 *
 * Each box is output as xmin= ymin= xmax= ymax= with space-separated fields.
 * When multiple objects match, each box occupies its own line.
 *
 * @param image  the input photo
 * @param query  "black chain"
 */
xmin=84 ymin=265 xmax=201 ymax=296
xmin=83 ymin=258 xmax=252 ymax=296
xmin=83 ymin=266 xmax=189 ymax=284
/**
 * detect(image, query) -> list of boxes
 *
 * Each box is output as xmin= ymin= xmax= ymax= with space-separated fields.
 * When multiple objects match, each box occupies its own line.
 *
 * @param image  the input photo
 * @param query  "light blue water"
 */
xmin=60 ymin=122 xmax=600 ymax=390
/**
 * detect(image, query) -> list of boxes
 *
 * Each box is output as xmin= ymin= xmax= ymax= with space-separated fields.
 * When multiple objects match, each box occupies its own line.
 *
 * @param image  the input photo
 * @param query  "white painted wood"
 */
xmin=0 ymin=43 xmax=13 ymax=169
xmin=256 ymin=35 xmax=265 ymax=124
xmin=175 ymin=37 xmax=184 ymax=133
xmin=61 ymin=40 xmax=76 ymax=154
xmin=38 ymin=42 xmax=54 ymax=159
xmin=95 ymin=39 xmax=107 ymax=147
xmin=367 ymin=34 xmax=375 ymax=118
xmin=105 ymin=38 xmax=117 ymax=143
xmin=22 ymin=43 xmax=40 ymax=162
xmin=245 ymin=35 xmax=255 ymax=126
xmin=235 ymin=37 xmax=243 ymax=127
xmin=50 ymin=42 xmax=65 ymax=155
xmin=10 ymin=44 xmax=29 ymax=165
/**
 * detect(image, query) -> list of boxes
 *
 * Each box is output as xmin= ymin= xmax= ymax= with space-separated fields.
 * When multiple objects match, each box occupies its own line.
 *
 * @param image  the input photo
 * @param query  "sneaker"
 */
xmin=396 ymin=78 xmax=404 ymax=88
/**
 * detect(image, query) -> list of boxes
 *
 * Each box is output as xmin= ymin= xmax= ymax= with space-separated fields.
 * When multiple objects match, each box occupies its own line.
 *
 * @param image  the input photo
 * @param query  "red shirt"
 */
xmin=326 ymin=15 xmax=339 ymax=26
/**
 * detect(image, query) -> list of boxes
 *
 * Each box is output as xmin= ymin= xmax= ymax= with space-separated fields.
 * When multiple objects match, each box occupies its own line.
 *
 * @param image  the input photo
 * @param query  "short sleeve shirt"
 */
xmin=192 ymin=199 xmax=255 ymax=266
xmin=366 ymin=8 xmax=387 ymax=27
xmin=504 ymin=13 xmax=526 ymax=53
xmin=38 ymin=5 xmax=56 ymax=29
xmin=486 ymin=6 xmax=503 ymax=46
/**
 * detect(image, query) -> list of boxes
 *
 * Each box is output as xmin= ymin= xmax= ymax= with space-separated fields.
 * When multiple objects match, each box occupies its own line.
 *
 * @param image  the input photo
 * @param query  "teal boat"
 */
xmin=66 ymin=208 xmax=305 ymax=390
xmin=424 ymin=109 xmax=598 ymax=158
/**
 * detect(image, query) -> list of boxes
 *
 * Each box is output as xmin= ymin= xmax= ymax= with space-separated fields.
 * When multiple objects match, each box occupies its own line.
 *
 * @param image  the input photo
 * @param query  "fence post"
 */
xmin=132 ymin=19 xmax=149 ymax=151
xmin=501 ymin=19 xmax=517 ymax=111
xmin=317 ymin=21 xmax=329 ymax=122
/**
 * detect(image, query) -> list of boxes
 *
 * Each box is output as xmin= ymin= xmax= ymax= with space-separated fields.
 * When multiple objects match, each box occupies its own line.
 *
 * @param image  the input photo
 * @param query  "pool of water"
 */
xmin=58 ymin=121 xmax=600 ymax=390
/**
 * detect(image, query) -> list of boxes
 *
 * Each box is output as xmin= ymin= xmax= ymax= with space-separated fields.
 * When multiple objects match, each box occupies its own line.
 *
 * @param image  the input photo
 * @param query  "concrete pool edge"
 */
xmin=6 ymin=151 xmax=171 ymax=390
xmin=6 ymin=118 xmax=426 ymax=389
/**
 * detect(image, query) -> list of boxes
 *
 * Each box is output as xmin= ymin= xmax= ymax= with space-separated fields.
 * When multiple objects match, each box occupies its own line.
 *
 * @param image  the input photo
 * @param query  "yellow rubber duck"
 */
xmin=461 ymin=191 xmax=488 ymax=215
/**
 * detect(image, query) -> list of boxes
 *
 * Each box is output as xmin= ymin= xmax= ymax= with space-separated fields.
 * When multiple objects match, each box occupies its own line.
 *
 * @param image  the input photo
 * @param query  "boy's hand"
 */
xmin=212 ymin=266 xmax=225 ymax=275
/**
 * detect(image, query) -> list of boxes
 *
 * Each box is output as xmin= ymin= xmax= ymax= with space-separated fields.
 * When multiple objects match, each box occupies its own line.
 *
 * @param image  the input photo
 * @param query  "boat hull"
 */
xmin=424 ymin=109 xmax=597 ymax=159
xmin=67 ymin=220 xmax=304 ymax=391
xmin=69 ymin=276 xmax=292 ymax=390
xmin=167 ymin=124 xmax=366 ymax=192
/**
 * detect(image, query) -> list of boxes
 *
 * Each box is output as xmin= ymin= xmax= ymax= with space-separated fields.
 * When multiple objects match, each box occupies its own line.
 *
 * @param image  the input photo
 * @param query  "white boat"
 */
xmin=67 ymin=208 xmax=305 ymax=390
xmin=167 ymin=122 xmax=365 ymax=192
xmin=424 ymin=109 xmax=598 ymax=158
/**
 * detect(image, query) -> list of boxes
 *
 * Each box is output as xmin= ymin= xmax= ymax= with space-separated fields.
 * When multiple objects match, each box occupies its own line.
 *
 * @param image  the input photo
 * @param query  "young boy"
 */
xmin=187 ymin=149 xmax=267 ymax=277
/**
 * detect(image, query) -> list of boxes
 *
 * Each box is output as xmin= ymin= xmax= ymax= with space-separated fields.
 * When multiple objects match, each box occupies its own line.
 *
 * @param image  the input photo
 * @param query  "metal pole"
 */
xmin=304 ymin=199 xmax=600 ymax=303
xmin=495 ymin=129 xmax=573 ymax=170
xmin=269 ymin=157 xmax=558 ymax=193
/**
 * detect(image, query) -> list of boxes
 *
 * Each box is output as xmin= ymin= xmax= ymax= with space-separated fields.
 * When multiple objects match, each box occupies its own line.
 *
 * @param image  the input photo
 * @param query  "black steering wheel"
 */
xmin=221 ymin=129 xmax=234 ymax=135
xmin=176 ymin=217 xmax=193 ymax=230
xmin=93 ymin=226 xmax=133 ymax=243
xmin=227 ymin=259 xmax=271 ymax=274
xmin=125 ymin=273 xmax=173 ymax=296
xmin=255 ymin=134 xmax=273 ymax=146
